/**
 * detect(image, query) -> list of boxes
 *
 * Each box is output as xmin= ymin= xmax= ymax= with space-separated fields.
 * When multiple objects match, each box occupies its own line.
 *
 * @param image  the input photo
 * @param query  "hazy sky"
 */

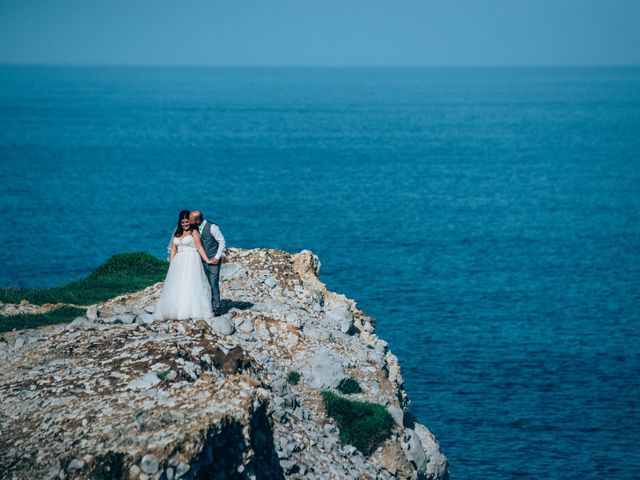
xmin=1 ymin=0 xmax=639 ymax=66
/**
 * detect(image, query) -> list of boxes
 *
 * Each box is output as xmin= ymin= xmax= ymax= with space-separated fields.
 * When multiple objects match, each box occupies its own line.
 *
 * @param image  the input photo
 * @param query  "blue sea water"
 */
xmin=1 ymin=66 xmax=639 ymax=478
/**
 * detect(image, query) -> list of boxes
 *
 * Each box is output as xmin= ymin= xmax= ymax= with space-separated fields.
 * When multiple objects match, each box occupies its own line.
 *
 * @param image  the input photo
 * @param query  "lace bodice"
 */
xmin=174 ymin=235 xmax=197 ymax=252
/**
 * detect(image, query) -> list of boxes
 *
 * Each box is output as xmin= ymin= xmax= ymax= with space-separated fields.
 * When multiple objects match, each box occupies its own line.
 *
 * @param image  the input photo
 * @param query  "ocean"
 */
xmin=1 ymin=66 xmax=639 ymax=478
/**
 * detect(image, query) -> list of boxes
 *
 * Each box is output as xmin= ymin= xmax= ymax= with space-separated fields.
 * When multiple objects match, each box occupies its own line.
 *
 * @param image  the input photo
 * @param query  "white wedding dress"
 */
xmin=154 ymin=235 xmax=213 ymax=320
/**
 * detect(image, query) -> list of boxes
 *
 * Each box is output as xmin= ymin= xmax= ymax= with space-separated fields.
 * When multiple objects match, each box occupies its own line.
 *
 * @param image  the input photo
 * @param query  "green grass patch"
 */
xmin=321 ymin=390 xmax=395 ymax=455
xmin=287 ymin=370 xmax=301 ymax=385
xmin=0 ymin=306 xmax=87 ymax=333
xmin=337 ymin=377 xmax=362 ymax=394
xmin=0 ymin=252 xmax=167 ymax=305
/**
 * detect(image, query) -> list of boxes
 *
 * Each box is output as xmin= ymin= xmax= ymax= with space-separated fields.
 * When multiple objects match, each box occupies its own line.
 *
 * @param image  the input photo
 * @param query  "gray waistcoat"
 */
xmin=200 ymin=221 xmax=220 ymax=259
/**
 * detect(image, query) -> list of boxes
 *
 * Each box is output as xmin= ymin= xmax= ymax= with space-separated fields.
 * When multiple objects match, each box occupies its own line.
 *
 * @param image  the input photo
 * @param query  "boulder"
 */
xmin=86 ymin=305 xmax=99 ymax=321
xmin=414 ymin=422 xmax=450 ymax=480
xmin=220 ymin=263 xmax=245 ymax=280
xmin=325 ymin=306 xmax=354 ymax=334
xmin=303 ymin=350 xmax=345 ymax=389
xmin=207 ymin=315 xmax=235 ymax=335
xmin=65 ymin=317 xmax=94 ymax=331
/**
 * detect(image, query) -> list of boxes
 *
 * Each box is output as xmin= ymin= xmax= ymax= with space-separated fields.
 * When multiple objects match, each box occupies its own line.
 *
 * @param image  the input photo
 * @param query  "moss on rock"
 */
xmin=321 ymin=390 xmax=394 ymax=455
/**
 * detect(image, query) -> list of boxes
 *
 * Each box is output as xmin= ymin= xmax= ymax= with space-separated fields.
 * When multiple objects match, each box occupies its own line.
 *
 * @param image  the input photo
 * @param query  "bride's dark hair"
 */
xmin=174 ymin=210 xmax=193 ymax=237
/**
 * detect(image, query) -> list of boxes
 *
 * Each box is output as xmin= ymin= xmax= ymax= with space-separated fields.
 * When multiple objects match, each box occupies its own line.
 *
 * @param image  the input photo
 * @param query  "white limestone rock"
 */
xmin=86 ymin=305 xmax=99 ymax=321
xmin=65 ymin=316 xmax=95 ymax=331
xmin=110 ymin=313 xmax=136 ymax=324
xmin=388 ymin=405 xmax=405 ymax=426
xmin=303 ymin=349 xmax=346 ymax=389
xmin=220 ymin=262 xmax=245 ymax=280
xmin=126 ymin=372 xmax=161 ymax=390
xmin=414 ymin=422 xmax=450 ymax=480
xmin=0 ymin=247 xmax=448 ymax=480
xmin=264 ymin=276 xmax=278 ymax=289
xmin=207 ymin=315 xmax=235 ymax=335
xmin=325 ymin=306 xmax=354 ymax=334
xmin=140 ymin=454 xmax=159 ymax=474
xmin=403 ymin=428 xmax=429 ymax=474
xmin=235 ymin=317 xmax=254 ymax=333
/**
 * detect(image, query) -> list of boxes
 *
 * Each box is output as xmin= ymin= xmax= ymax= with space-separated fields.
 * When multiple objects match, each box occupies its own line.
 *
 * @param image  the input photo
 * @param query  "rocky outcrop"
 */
xmin=0 ymin=248 xmax=448 ymax=480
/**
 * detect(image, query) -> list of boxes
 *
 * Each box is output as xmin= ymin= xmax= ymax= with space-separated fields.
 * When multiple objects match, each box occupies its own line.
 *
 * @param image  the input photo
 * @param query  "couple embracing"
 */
xmin=154 ymin=210 xmax=226 ymax=321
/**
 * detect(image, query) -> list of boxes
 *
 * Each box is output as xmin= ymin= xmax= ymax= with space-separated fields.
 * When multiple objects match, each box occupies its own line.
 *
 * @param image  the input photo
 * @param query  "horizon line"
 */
xmin=1 ymin=62 xmax=639 ymax=69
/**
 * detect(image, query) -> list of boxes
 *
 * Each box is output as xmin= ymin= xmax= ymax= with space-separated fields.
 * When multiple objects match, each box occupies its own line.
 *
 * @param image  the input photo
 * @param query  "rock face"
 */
xmin=0 ymin=248 xmax=448 ymax=480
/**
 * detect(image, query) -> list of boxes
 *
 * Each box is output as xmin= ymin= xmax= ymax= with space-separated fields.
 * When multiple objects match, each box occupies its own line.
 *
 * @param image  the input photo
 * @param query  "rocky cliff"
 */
xmin=0 ymin=248 xmax=448 ymax=480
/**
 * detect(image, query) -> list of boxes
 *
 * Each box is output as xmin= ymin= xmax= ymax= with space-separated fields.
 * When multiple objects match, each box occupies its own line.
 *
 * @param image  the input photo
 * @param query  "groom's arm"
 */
xmin=210 ymin=224 xmax=226 ymax=261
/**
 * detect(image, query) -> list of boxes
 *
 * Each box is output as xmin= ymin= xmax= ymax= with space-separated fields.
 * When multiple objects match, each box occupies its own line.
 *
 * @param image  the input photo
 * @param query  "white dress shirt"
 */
xmin=198 ymin=220 xmax=226 ymax=260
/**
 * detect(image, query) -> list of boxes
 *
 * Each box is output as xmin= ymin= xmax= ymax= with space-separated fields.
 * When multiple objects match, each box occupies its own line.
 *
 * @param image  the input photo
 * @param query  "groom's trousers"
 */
xmin=203 ymin=262 xmax=221 ymax=310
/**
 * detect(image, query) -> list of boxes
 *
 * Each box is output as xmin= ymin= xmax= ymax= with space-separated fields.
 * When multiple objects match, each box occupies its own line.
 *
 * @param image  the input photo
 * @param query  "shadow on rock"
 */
xmin=192 ymin=403 xmax=284 ymax=480
xmin=220 ymin=300 xmax=254 ymax=315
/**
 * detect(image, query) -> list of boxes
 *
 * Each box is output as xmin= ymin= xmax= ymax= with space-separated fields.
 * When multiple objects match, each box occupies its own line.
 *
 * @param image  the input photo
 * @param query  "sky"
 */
xmin=0 ymin=0 xmax=639 ymax=66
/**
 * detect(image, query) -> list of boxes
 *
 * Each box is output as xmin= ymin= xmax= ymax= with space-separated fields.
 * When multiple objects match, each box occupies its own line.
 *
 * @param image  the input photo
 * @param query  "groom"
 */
xmin=189 ymin=210 xmax=226 ymax=316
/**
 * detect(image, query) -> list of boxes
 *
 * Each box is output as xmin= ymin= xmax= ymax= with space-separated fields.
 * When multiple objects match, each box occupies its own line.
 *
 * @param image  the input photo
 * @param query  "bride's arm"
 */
xmin=169 ymin=239 xmax=177 ymax=263
xmin=192 ymin=230 xmax=213 ymax=264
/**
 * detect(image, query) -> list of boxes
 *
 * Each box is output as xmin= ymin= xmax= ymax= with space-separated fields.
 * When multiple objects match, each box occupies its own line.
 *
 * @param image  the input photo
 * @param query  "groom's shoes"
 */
xmin=212 ymin=309 xmax=221 ymax=317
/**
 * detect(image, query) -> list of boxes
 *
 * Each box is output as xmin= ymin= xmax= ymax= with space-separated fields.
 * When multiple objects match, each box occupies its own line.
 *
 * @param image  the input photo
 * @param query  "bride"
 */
xmin=154 ymin=210 xmax=216 ymax=320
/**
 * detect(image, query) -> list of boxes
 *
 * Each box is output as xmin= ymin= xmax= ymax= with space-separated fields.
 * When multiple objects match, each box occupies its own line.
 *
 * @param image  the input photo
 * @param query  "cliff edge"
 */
xmin=0 ymin=248 xmax=448 ymax=480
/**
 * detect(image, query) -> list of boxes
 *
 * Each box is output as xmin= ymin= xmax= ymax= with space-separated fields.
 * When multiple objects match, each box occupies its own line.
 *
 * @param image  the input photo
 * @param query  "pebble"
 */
xmin=67 ymin=458 xmax=84 ymax=471
xmin=129 ymin=465 xmax=141 ymax=479
xmin=140 ymin=454 xmax=159 ymax=474
xmin=264 ymin=276 xmax=278 ymax=289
